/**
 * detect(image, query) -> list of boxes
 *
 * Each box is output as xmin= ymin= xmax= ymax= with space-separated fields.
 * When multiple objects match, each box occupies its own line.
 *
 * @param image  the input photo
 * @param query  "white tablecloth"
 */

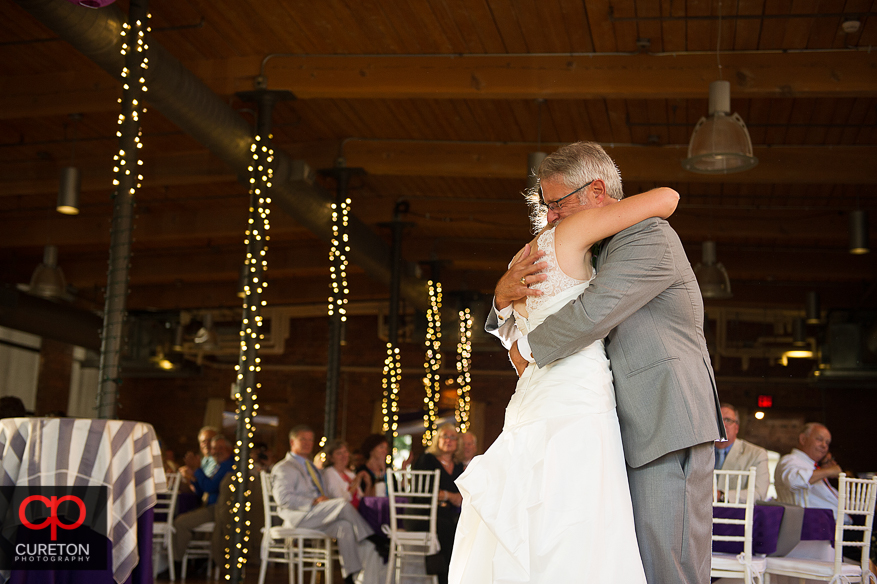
xmin=0 ymin=417 xmax=166 ymax=583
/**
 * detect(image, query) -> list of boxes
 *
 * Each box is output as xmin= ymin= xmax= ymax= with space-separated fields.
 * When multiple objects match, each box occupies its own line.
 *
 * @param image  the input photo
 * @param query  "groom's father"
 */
xmin=489 ymin=141 xmax=725 ymax=584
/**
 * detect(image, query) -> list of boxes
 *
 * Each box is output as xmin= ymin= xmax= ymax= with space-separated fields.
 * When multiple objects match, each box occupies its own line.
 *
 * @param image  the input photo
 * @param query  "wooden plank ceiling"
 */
xmin=0 ymin=0 xmax=875 ymax=320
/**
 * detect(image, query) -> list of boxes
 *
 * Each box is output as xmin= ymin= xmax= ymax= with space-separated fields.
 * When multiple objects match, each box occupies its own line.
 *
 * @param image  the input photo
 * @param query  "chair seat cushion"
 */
xmin=712 ymin=552 xmax=767 ymax=573
xmin=766 ymin=555 xmax=863 ymax=578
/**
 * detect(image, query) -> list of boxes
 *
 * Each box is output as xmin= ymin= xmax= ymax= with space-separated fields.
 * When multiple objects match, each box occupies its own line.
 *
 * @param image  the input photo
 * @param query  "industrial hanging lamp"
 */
xmin=693 ymin=241 xmax=732 ymax=299
xmin=682 ymin=80 xmax=758 ymax=174
xmin=682 ymin=7 xmax=757 ymax=175
xmin=57 ymin=113 xmax=83 ymax=215
xmin=28 ymin=245 xmax=67 ymax=299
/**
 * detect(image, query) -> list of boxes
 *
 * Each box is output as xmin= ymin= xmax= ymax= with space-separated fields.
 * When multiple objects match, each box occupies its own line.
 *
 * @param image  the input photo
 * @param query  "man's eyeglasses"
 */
xmin=541 ymin=180 xmax=594 ymax=212
xmin=722 ymin=417 xmax=739 ymax=426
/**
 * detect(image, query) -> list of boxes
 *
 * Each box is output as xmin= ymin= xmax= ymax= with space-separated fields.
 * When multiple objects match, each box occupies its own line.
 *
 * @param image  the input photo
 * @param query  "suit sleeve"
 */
xmin=484 ymin=298 xmax=522 ymax=350
xmin=271 ymin=461 xmax=314 ymax=510
xmin=529 ymin=219 xmax=677 ymax=368
xmin=753 ymin=448 xmax=771 ymax=501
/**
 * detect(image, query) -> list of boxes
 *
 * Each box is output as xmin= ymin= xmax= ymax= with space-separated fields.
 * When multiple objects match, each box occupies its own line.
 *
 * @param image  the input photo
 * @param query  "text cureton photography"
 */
xmin=0 ymin=486 xmax=108 ymax=572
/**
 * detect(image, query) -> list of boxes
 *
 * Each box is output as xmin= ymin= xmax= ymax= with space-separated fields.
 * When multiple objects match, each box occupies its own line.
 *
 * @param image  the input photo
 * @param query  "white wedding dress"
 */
xmin=448 ymin=227 xmax=646 ymax=583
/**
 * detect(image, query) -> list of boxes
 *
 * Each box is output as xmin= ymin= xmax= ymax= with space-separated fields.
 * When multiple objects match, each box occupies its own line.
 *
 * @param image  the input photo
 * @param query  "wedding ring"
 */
xmin=520 ymin=277 xmax=527 ymax=285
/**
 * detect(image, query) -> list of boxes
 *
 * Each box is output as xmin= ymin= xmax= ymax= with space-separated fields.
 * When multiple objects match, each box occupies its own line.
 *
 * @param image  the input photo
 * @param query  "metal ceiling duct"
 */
xmin=14 ymin=0 xmax=429 ymax=311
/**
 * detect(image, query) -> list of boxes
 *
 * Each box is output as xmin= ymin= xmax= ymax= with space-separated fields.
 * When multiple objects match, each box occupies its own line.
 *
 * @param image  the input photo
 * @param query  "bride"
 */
xmin=448 ymin=154 xmax=679 ymax=583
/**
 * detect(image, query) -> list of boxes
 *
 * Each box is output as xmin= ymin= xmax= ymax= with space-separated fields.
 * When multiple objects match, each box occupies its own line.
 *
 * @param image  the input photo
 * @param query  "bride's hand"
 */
xmin=510 ymin=342 xmax=529 ymax=377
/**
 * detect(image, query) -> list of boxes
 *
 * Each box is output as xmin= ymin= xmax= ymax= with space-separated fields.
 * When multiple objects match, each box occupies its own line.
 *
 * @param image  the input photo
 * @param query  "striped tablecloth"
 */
xmin=0 ymin=417 xmax=167 ymax=584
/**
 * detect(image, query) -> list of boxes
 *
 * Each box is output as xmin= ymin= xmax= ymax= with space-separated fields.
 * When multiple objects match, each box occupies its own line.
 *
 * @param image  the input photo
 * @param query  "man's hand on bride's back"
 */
xmin=495 ymin=243 xmax=548 ymax=309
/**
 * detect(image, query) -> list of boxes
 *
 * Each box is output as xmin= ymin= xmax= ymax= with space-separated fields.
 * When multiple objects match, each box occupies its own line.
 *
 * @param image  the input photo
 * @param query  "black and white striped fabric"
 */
xmin=0 ymin=417 xmax=167 ymax=584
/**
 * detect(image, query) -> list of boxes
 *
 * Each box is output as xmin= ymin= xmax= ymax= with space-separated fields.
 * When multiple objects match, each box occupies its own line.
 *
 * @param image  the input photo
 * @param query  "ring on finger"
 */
xmin=520 ymin=277 xmax=527 ymax=285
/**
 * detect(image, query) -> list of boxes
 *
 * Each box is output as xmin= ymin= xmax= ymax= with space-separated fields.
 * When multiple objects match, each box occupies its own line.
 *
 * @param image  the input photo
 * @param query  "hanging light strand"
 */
xmin=328 ymin=197 xmax=351 ymax=320
xmin=381 ymin=342 xmax=402 ymax=454
xmin=422 ymin=280 xmax=442 ymax=445
xmin=225 ymin=132 xmax=274 ymax=580
xmin=96 ymin=6 xmax=151 ymax=419
xmin=455 ymin=308 xmax=473 ymax=433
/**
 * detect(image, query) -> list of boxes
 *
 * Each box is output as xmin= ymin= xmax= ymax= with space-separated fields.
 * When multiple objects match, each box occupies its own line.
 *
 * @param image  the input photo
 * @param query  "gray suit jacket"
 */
xmin=488 ymin=218 xmax=724 ymax=468
xmin=720 ymin=438 xmax=770 ymax=502
xmin=271 ymin=452 xmax=321 ymax=525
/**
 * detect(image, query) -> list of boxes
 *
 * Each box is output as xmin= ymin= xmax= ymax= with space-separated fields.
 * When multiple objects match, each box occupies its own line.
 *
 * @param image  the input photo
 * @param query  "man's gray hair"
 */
xmin=523 ymin=141 xmax=624 ymax=232
xmin=199 ymin=426 xmax=219 ymax=437
xmin=801 ymin=422 xmax=827 ymax=438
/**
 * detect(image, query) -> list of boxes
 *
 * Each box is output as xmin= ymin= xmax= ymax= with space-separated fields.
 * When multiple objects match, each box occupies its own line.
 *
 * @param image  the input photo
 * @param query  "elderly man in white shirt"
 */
xmin=775 ymin=422 xmax=844 ymax=520
xmin=271 ymin=425 xmax=379 ymax=584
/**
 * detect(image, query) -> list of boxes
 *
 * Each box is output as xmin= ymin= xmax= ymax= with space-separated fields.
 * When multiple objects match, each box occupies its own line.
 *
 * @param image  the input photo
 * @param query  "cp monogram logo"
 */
xmin=19 ymin=495 xmax=86 ymax=541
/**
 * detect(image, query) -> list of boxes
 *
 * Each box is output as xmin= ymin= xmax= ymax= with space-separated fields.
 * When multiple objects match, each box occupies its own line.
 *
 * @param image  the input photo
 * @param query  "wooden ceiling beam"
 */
xmin=0 ymin=151 xmax=237 ymax=197
xmin=3 ymin=52 xmax=874 ymax=120
xmin=4 ymin=142 xmax=876 ymax=195
xmin=342 ymin=141 xmax=877 ymax=184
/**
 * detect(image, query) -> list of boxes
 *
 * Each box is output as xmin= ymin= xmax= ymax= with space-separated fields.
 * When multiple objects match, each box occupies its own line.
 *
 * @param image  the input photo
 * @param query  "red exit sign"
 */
xmin=758 ymin=395 xmax=773 ymax=408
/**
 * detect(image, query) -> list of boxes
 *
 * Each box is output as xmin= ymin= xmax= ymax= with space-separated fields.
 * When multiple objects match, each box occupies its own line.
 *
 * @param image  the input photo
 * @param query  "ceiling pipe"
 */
xmin=14 ymin=0 xmax=429 ymax=311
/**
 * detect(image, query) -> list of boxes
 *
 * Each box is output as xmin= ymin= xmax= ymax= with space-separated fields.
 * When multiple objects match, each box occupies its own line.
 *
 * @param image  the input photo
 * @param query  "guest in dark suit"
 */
xmin=412 ymin=422 xmax=463 ymax=584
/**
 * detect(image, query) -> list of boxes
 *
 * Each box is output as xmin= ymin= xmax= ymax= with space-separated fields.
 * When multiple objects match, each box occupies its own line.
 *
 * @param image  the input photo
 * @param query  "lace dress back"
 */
xmin=513 ymin=226 xmax=592 ymax=335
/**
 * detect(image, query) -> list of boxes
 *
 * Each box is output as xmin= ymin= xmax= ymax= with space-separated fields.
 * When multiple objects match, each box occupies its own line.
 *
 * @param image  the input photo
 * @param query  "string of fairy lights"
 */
xmin=455 ymin=308 xmax=473 ymax=432
xmin=115 ymin=14 xmax=149 ymax=179
xmin=224 ymin=133 xmax=274 ymax=580
xmin=421 ymin=280 xmax=442 ymax=445
xmin=328 ymin=197 xmax=351 ymax=322
xmin=96 ymin=7 xmax=150 ymax=419
xmin=381 ymin=343 xmax=402 ymax=451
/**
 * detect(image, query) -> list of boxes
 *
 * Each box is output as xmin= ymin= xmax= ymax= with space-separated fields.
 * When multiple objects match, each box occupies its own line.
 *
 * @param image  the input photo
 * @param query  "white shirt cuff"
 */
xmin=495 ymin=303 xmax=514 ymax=325
xmin=517 ymin=335 xmax=535 ymax=363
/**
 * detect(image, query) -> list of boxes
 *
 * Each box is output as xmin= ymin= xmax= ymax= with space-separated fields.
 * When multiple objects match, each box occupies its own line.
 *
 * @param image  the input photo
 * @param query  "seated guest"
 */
xmin=172 ymin=435 xmax=234 ymax=567
xmin=355 ymin=434 xmax=389 ymax=497
xmin=456 ymin=432 xmax=478 ymax=469
xmin=412 ymin=423 xmax=463 ymax=584
xmin=715 ymin=403 xmax=770 ymax=501
xmin=272 ymin=425 xmax=379 ymax=584
xmin=775 ymin=423 xmax=844 ymax=519
xmin=322 ymin=439 xmax=363 ymax=508
xmin=183 ymin=425 xmax=219 ymax=479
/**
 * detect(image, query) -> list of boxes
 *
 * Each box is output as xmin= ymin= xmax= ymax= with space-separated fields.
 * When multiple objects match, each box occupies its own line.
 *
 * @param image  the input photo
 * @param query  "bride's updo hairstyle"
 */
xmin=524 ymin=141 xmax=624 ymax=234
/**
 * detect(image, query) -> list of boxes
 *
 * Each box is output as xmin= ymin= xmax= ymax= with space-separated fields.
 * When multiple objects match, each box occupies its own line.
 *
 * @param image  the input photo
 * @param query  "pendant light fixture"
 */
xmin=693 ymin=241 xmax=732 ymax=299
xmin=849 ymin=210 xmax=870 ymax=254
xmin=805 ymin=291 xmax=821 ymax=324
xmin=527 ymin=99 xmax=547 ymax=191
xmin=28 ymin=245 xmax=67 ymax=299
xmin=682 ymin=80 xmax=758 ymax=174
xmin=57 ymin=113 xmax=82 ymax=215
xmin=682 ymin=7 xmax=757 ymax=174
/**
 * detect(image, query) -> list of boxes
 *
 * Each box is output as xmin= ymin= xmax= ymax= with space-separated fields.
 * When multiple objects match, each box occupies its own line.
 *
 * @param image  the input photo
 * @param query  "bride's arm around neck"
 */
xmin=556 ymin=187 xmax=679 ymax=257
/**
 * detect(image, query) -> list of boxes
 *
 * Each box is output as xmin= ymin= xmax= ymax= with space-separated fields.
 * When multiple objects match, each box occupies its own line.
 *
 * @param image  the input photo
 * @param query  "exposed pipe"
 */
xmin=14 ymin=0 xmax=429 ymax=312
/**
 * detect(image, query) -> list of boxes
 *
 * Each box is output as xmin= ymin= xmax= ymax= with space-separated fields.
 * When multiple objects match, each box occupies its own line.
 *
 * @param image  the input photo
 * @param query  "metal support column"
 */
xmin=319 ymin=164 xmax=364 ymax=441
xmin=226 ymin=88 xmax=293 ymax=584
xmin=96 ymin=0 xmax=149 ymax=419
